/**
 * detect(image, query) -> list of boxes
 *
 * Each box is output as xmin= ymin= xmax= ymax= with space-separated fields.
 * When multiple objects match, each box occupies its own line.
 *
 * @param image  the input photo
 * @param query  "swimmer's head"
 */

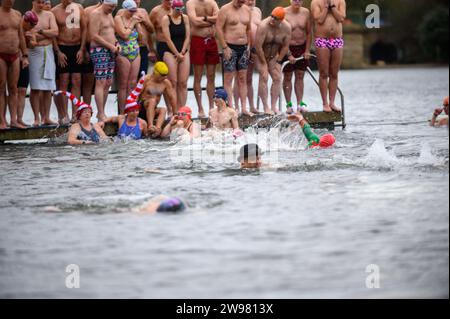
xmin=177 ymin=106 xmax=192 ymax=121
xmin=171 ymin=0 xmax=184 ymax=11
xmin=153 ymin=61 xmax=169 ymax=78
xmin=122 ymin=0 xmax=137 ymax=12
xmin=311 ymin=133 xmax=336 ymax=148
xmin=271 ymin=7 xmax=286 ymax=23
xmin=232 ymin=0 xmax=247 ymax=8
xmin=238 ymin=144 xmax=263 ymax=169
xmin=23 ymin=11 xmax=39 ymax=31
xmin=290 ymin=0 xmax=304 ymax=8
xmin=444 ymin=96 xmax=449 ymax=114
xmin=156 ymin=197 xmax=186 ymax=213
xmin=214 ymin=89 xmax=228 ymax=107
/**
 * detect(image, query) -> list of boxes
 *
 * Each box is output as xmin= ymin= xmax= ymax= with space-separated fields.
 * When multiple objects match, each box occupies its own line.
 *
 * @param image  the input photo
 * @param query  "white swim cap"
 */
xmin=122 ymin=0 xmax=137 ymax=10
xmin=103 ymin=0 xmax=118 ymax=5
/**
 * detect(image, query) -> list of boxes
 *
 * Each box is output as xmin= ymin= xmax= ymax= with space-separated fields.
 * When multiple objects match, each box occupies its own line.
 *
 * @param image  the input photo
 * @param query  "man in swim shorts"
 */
xmin=283 ymin=0 xmax=312 ymax=114
xmin=52 ymin=0 xmax=87 ymax=125
xmin=0 ymin=0 xmax=29 ymax=129
xmin=254 ymin=7 xmax=291 ymax=115
xmin=140 ymin=62 xmax=176 ymax=137
xmin=311 ymin=0 xmax=346 ymax=113
xmin=149 ymin=0 xmax=171 ymax=60
xmin=89 ymin=0 xmax=120 ymax=121
xmin=186 ymin=0 xmax=220 ymax=118
xmin=29 ymin=0 xmax=59 ymax=126
xmin=216 ymin=0 xmax=253 ymax=116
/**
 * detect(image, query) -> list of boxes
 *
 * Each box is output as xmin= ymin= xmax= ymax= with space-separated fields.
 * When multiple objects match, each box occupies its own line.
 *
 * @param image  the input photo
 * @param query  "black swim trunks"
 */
xmin=55 ymin=45 xmax=84 ymax=75
xmin=223 ymin=43 xmax=250 ymax=73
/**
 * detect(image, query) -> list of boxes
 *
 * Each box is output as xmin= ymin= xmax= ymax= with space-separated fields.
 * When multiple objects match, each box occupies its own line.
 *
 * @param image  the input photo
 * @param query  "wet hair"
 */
xmin=238 ymin=144 xmax=262 ymax=162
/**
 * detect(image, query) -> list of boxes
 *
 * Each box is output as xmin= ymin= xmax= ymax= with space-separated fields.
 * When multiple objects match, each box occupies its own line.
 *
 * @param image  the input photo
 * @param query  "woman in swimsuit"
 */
xmin=160 ymin=0 xmax=191 ymax=109
xmin=161 ymin=106 xmax=200 ymax=139
xmin=59 ymin=92 xmax=108 ymax=145
xmin=115 ymin=0 xmax=142 ymax=114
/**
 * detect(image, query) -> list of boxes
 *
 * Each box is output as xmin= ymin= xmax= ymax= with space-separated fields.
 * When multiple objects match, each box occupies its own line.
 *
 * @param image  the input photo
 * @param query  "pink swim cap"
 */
xmin=23 ymin=11 xmax=39 ymax=26
xmin=171 ymin=0 xmax=184 ymax=8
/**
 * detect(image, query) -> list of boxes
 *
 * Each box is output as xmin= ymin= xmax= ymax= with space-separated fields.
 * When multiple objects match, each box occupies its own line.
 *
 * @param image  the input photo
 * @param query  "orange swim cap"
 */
xmin=443 ymin=96 xmax=449 ymax=107
xmin=271 ymin=7 xmax=285 ymax=21
xmin=318 ymin=134 xmax=336 ymax=148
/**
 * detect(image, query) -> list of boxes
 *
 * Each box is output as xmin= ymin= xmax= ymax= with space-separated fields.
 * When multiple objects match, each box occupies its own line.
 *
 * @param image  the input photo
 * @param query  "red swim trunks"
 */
xmin=190 ymin=36 xmax=220 ymax=66
xmin=283 ymin=44 xmax=309 ymax=73
xmin=0 ymin=52 xmax=19 ymax=66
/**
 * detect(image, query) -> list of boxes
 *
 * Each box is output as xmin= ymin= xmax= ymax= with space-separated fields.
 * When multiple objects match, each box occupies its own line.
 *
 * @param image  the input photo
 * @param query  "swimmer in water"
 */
xmin=238 ymin=143 xmax=263 ymax=169
xmin=55 ymin=91 xmax=109 ymax=145
xmin=134 ymin=195 xmax=187 ymax=214
xmin=206 ymin=88 xmax=243 ymax=138
xmin=287 ymin=113 xmax=336 ymax=148
xmin=160 ymin=106 xmax=201 ymax=139
xmin=430 ymin=96 xmax=449 ymax=128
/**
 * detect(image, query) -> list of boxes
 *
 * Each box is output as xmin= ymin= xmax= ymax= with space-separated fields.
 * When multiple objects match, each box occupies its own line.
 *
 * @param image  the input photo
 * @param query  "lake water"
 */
xmin=0 ymin=67 xmax=448 ymax=298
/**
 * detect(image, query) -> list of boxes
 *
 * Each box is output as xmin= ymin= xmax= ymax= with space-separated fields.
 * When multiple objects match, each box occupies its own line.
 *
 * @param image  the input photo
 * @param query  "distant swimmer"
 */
xmin=55 ymin=91 xmax=109 ymax=145
xmin=287 ymin=113 xmax=336 ymax=148
xmin=134 ymin=195 xmax=187 ymax=214
xmin=238 ymin=143 xmax=263 ymax=169
xmin=160 ymin=106 xmax=201 ymax=139
xmin=430 ymin=96 xmax=449 ymax=128
xmin=206 ymin=89 xmax=243 ymax=137
xmin=140 ymin=62 xmax=175 ymax=137
xmin=254 ymin=7 xmax=292 ymax=115
xmin=100 ymin=73 xmax=148 ymax=140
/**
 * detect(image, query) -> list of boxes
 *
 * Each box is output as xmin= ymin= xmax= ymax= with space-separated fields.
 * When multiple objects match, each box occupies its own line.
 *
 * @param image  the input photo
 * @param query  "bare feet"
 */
xmin=32 ymin=120 xmax=40 ymax=127
xmin=241 ymin=110 xmax=254 ymax=117
xmin=97 ymin=115 xmax=107 ymax=123
xmin=17 ymin=120 xmax=29 ymax=127
xmin=42 ymin=119 xmax=58 ymax=126
xmin=272 ymin=108 xmax=281 ymax=115
xmin=264 ymin=108 xmax=274 ymax=115
xmin=0 ymin=124 xmax=7 ymax=130
xmin=151 ymin=126 xmax=162 ymax=138
xmin=250 ymin=107 xmax=260 ymax=114
xmin=10 ymin=122 xmax=27 ymax=129
xmin=323 ymin=104 xmax=333 ymax=113
xmin=330 ymin=104 xmax=342 ymax=112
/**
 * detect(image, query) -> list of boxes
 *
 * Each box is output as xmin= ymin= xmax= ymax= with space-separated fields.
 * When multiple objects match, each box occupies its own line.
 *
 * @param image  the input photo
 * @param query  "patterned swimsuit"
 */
xmin=118 ymin=28 xmax=140 ymax=62
xmin=314 ymin=38 xmax=345 ymax=50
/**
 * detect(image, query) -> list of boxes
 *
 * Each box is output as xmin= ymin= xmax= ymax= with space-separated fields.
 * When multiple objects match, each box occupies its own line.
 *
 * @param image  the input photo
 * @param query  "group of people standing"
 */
xmin=0 ymin=0 xmax=346 ymax=138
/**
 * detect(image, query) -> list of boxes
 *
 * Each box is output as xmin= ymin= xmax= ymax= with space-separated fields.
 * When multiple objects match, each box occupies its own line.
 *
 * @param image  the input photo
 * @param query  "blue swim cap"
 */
xmin=214 ymin=88 xmax=228 ymax=101
xmin=156 ymin=198 xmax=186 ymax=213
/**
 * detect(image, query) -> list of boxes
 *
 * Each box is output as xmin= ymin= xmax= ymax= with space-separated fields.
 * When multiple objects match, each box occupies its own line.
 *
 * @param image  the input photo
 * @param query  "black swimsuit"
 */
xmin=157 ymin=15 xmax=186 ymax=60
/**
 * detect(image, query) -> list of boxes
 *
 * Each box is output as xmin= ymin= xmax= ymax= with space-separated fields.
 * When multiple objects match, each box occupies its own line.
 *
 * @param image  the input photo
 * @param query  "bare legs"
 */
xmin=193 ymin=64 xmax=216 ymax=118
xmin=164 ymin=53 xmax=190 ymax=113
xmin=0 ymin=59 xmax=9 ymax=129
xmin=145 ymin=98 xmax=166 ymax=138
xmin=283 ymin=69 xmax=305 ymax=107
xmin=258 ymin=58 xmax=282 ymax=115
xmin=55 ymin=72 xmax=82 ymax=123
xmin=0 ymin=59 xmax=25 ymax=129
xmin=116 ymin=55 xmax=140 ymax=114
xmin=17 ymin=87 xmax=27 ymax=126
xmin=94 ymin=78 xmax=113 ymax=122
xmin=316 ymin=47 xmax=343 ymax=112
xmin=82 ymin=72 xmax=95 ymax=106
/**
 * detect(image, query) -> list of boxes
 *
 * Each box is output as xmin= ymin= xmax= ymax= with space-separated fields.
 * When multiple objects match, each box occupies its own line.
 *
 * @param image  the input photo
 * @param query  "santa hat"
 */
xmin=124 ymin=72 xmax=146 ymax=114
xmin=54 ymin=91 xmax=93 ymax=119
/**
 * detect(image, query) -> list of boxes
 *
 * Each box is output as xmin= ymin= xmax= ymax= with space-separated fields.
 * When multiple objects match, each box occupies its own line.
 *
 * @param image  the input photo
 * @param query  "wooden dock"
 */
xmin=0 ymin=112 xmax=342 ymax=143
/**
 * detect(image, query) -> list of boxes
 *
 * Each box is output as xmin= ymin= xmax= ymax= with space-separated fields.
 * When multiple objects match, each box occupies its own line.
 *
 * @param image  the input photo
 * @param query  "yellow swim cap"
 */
xmin=154 ymin=62 xmax=169 ymax=76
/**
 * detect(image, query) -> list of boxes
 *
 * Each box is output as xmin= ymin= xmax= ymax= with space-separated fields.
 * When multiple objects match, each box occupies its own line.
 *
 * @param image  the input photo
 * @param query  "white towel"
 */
xmin=29 ymin=44 xmax=56 ymax=91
